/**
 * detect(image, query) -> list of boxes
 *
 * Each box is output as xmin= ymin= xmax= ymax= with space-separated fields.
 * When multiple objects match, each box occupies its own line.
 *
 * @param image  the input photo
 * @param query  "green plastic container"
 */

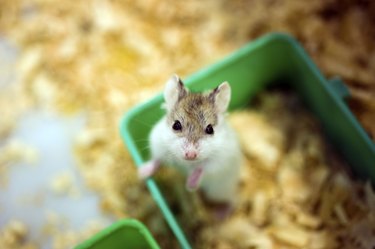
xmin=75 ymin=219 xmax=161 ymax=249
xmin=120 ymin=33 xmax=375 ymax=249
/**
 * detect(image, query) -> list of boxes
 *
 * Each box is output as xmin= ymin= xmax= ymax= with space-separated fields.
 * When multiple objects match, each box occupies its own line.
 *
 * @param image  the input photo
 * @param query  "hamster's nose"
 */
xmin=184 ymin=151 xmax=197 ymax=160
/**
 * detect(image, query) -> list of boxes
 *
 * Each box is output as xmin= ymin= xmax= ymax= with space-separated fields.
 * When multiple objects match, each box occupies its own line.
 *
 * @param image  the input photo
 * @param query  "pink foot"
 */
xmin=214 ymin=203 xmax=233 ymax=220
xmin=138 ymin=160 xmax=160 ymax=179
xmin=186 ymin=166 xmax=204 ymax=192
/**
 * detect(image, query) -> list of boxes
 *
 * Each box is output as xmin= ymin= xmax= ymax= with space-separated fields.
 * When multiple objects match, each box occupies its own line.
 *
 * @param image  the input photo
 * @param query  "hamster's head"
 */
xmin=162 ymin=74 xmax=231 ymax=163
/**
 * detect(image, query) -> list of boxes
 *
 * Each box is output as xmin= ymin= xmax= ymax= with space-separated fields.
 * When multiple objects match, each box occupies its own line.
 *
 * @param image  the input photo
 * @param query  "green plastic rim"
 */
xmin=119 ymin=32 xmax=375 ymax=249
xmin=75 ymin=219 xmax=161 ymax=249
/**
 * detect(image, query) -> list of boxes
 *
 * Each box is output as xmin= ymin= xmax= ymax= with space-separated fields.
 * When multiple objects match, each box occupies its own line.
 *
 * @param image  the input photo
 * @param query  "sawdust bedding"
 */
xmin=0 ymin=1 xmax=374 ymax=248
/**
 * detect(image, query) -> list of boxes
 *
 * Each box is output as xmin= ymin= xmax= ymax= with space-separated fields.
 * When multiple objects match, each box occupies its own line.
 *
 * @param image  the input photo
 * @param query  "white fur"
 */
xmin=140 ymin=76 xmax=242 ymax=203
xmin=149 ymin=114 xmax=241 ymax=203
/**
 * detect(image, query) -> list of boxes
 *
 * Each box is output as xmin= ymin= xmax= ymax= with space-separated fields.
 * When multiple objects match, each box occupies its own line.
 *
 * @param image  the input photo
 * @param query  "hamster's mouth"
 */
xmin=186 ymin=166 xmax=204 ymax=192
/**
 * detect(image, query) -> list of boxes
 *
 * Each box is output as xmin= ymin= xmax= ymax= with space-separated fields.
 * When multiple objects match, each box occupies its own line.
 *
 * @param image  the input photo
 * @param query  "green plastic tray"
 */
xmin=120 ymin=33 xmax=375 ymax=249
xmin=75 ymin=219 xmax=161 ymax=249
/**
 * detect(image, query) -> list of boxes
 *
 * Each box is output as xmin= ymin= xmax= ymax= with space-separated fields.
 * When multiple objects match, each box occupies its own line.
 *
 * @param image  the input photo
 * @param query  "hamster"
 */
xmin=138 ymin=74 xmax=242 ymax=204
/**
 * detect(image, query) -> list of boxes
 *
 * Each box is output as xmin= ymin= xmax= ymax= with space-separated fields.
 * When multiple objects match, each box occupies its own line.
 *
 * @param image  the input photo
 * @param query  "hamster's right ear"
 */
xmin=164 ymin=74 xmax=188 ymax=111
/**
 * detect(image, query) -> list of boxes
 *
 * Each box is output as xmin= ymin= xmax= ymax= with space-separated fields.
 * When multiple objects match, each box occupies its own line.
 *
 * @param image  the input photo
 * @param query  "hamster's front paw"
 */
xmin=138 ymin=160 xmax=160 ymax=179
xmin=186 ymin=166 xmax=204 ymax=191
xmin=214 ymin=203 xmax=233 ymax=220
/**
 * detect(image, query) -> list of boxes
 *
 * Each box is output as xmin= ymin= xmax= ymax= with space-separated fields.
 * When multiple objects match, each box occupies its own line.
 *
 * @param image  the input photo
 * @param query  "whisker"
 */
xmin=133 ymin=138 xmax=150 ymax=143
xmin=139 ymin=145 xmax=151 ymax=152
xmin=132 ymin=118 xmax=154 ymax=128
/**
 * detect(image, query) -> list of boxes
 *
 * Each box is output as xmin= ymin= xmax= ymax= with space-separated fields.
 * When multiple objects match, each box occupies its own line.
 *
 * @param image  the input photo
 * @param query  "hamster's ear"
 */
xmin=164 ymin=74 xmax=188 ymax=110
xmin=210 ymin=82 xmax=231 ymax=113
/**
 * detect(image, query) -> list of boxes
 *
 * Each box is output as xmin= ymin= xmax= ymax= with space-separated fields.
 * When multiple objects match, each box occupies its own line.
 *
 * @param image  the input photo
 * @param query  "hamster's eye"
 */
xmin=205 ymin=124 xmax=214 ymax=135
xmin=172 ymin=120 xmax=182 ymax=131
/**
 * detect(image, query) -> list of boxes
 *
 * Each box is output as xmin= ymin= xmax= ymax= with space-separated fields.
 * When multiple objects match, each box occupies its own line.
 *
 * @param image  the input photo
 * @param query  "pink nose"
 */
xmin=184 ymin=151 xmax=197 ymax=160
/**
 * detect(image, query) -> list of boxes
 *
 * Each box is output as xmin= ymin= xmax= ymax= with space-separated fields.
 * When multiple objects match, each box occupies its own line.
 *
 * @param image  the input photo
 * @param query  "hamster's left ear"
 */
xmin=164 ymin=74 xmax=188 ymax=111
xmin=210 ymin=82 xmax=231 ymax=113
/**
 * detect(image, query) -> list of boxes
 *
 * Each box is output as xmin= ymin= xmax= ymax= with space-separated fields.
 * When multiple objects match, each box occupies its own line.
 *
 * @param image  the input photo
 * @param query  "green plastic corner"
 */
xmin=119 ymin=32 xmax=375 ymax=249
xmin=75 ymin=219 xmax=161 ymax=249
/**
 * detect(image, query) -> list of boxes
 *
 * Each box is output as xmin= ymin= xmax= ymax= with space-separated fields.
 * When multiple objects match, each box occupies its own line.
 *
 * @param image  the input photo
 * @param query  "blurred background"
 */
xmin=0 ymin=0 xmax=374 ymax=248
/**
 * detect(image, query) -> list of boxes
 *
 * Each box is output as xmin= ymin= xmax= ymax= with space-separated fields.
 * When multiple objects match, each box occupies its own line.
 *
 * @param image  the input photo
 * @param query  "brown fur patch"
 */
xmin=167 ymin=92 xmax=218 ymax=143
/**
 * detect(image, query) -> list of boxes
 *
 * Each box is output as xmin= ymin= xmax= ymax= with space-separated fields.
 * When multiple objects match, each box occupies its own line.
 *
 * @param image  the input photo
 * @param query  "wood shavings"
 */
xmin=75 ymin=129 xmax=107 ymax=149
xmin=42 ymin=211 xmax=105 ymax=249
xmin=0 ymin=140 xmax=38 ymax=166
xmin=17 ymin=47 xmax=42 ymax=84
xmin=0 ymin=220 xmax=37 ymax=249
xmin=51 ymin=221 xmax=103 ymax=249
xmin=50 ymin=171 xmax=80 ymax=197
xmin=308 ymin=231 xmax=337 ymax=249
xmin=230 ymin=111 xmax=283 ymax=171
xmin=268 ymin=224 xmax=310 ymax=248
xmin=334 ymin=203 xmax=349 ymax=225
xmin=218 ymin=217 xmax=265 ymax=248
xmin=251 ymin=191 xmax=269 ymax=226
xmin=365 ymin=181 xmax=375 ymax=211
xmin=295 ymin=211 xmax=321 ymax=229
xmin=31 ymin=72 xmax=59 ymax=108
xmin=0 ymin=0 xmax=374 ymax=248
xmin=278 ymin=165 xmax=311 ymax=204
xmin=0 ymin=140 xmax=38 ymax=186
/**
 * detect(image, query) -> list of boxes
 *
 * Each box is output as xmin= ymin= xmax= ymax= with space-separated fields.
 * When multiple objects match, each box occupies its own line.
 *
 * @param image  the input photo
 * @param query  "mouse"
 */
xmin=138 ymin=74 xmax=242 ymax=205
